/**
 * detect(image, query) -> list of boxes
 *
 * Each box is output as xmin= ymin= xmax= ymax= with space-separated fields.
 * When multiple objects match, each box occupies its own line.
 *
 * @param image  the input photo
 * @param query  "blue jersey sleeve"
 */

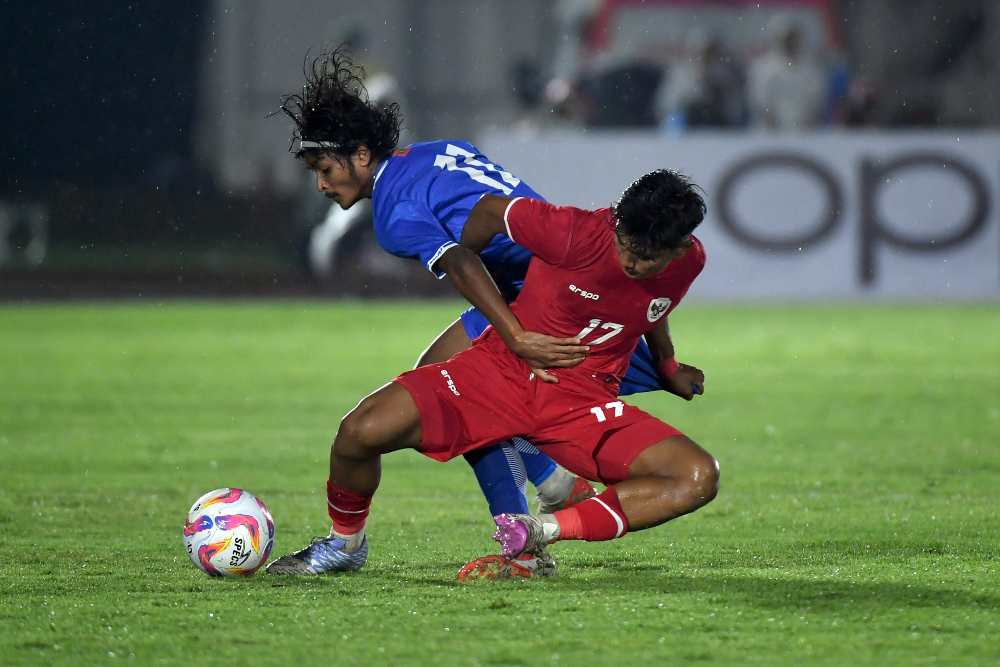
xmin=377 ymin=199 xmax=458 ymax=279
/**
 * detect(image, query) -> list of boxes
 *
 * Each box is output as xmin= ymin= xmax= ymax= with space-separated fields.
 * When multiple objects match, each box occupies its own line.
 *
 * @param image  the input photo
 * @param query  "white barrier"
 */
xmin=478 ymin=131 xmax=1000 ymax=300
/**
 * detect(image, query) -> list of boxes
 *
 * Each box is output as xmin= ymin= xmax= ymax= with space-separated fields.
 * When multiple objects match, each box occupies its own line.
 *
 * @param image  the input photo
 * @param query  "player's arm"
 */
xmin=459 ymin=194 xmax=511 ymax=253
xmin=436 ymin=245 xmax=586 ymax=373
xmin=383 ymin=198 xmax=582 ymax=378
xmin=463 ymin=195 xmax=574 ymax=264
xmin=645 ymin=319 xmax=705 ymax=401
xmin=445 ymin=195 xmax=588 ymax=381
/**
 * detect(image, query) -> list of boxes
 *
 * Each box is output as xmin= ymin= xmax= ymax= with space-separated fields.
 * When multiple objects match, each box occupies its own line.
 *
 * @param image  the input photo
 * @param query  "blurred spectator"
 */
xmin=551 ymin=0 xmax=603 ymax=80
xmin=508 ymin=58 xmax=553 ymax=133
xmin=546 ymin=0 xmax=664 ymax=129
xmin=823 ymin=50 xmax=851 ymax=125
xmin=657 ymin=31 xmax=747 ymax=130
xmin=842 ymin=77 xmax=880 ymax=127
xmin=580 ymin=59 xmax=663 ymax=128
xmin=839 ymin=0 xmax=1000 ymax=127
xmin=0 ymin=203 xmax=48 ymax=269
xmin=748 ymin=17 xmax=828 ymax=130
xmin=543 ymin=58 xmax=662 ymax=130
xmin=542 ymin=76 xmax=592 ymax=128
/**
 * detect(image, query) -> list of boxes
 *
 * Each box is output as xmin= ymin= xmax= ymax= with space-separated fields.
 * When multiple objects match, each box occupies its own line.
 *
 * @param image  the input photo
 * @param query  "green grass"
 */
xmin=1 ymin=301 xmax=998 ymax=666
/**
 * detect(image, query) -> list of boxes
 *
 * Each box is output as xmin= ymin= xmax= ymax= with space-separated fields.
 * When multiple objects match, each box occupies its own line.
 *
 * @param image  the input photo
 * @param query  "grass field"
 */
xmin=1 ymin=301 xmax=998 ymax=666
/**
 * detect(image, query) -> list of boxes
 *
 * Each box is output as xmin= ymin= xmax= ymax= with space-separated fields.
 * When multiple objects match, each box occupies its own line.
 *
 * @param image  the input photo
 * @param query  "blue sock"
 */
xmin=464 ymin=443 xmax=528 ymax=517
xmin=510 ymin=437 xmax=558 ymax=487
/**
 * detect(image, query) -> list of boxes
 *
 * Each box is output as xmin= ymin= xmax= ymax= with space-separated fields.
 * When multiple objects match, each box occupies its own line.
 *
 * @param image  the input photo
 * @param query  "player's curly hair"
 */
xmin=278 ymin=46 xmax=402 ymax=161
xmin=612 ymin=169 xmax=706 ymax=255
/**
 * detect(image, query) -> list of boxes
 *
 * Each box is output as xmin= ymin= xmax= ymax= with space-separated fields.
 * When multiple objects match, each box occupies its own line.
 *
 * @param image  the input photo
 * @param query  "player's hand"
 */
xmin=528 ymin=365 xmax=558 ymax=383
xmin=662 ymin=363 xmax=705 ymax=401
xmin=511 ymin=331 xmax=589 ymax=384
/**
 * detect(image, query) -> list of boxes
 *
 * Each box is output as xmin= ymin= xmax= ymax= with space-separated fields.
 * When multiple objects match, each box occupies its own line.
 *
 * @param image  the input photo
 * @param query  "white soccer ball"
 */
xmin=182 ymin=488 xmax=275 ymax=577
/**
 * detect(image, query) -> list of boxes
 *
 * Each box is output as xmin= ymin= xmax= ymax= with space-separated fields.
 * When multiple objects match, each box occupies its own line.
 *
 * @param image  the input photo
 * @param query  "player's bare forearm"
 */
xmin=436 ymin=245 xmax=525 ymax=345
xmin=438 ymin=238 xmax=588 ymax=382
xmin=461 ymin=194 xmax=513 ymax=253
xmin=645 ymin=319 xmax=705 ymax=400
xmin=643 ymin=320 xmax=676 ymax=363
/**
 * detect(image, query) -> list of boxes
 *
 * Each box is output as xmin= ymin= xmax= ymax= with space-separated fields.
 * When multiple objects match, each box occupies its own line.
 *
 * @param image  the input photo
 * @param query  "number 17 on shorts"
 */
xmin=590 ymin=401 xmax=625 ymax=423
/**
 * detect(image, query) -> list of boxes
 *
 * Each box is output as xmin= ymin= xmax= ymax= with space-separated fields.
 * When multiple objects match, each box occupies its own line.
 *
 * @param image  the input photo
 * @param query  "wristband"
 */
xmin=659 ymin=356 xmax=680 ymax=378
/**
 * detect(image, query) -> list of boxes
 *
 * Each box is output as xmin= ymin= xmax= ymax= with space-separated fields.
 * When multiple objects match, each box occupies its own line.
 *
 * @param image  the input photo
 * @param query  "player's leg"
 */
xmin=462 ymin=446 xmax=527 ymax=516
xmin=418 ymin=313 xmax=592 ymax=517
xmin=494 ymin=414 xmax=719 ymax=556
xmin=416 ymin=317 xmax=530 ymax=516
xmin=413 ymin=315 xmax=473 ymax=366
xmin=267 ymin=382 xmax=422 ymax=575
xmin=607 ymin=436 xmax=719 ymax=529
xmin=270 ymin=340 xmax=539 ymax=577
xmin=418 ymin=316 xmax=582 ymax=579
xmin=329 ymin=382 xmax=423 ymax=497
xmin=510 ymin=437 xmax=597 ymax=513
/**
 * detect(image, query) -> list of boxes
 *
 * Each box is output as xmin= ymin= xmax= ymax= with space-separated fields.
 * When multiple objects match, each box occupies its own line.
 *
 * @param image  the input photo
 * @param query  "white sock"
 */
xmin=539 ymin=513 xmax=560 ymax=542
xmin=330 ymin=527 xmax=366 ymax=553
xmin=536 ymin=466 xmax=576 ymax=505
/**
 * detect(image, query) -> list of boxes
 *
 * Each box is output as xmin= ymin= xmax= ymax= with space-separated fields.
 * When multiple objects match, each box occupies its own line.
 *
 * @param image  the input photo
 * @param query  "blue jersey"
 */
xmin=370 ymin=140 xmax=544 ymax=300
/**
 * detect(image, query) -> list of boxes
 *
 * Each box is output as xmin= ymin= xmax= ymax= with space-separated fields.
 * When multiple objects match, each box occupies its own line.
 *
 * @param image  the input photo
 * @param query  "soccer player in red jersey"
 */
xmin=267 ymin=169 xmax=717 ymax=575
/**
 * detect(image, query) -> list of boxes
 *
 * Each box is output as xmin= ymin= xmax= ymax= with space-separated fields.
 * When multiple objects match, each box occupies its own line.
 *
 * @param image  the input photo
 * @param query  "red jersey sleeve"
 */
xmin=503 ymin=197 xmax=581 ymax=266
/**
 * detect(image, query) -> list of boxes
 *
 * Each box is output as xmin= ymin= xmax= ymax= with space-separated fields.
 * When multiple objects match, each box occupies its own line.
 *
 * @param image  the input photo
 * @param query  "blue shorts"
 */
xmin=460 ymin=307 xmax=663 ymax=396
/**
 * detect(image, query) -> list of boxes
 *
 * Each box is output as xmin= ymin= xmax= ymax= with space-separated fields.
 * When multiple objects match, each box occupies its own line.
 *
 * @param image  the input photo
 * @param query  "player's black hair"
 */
xmin=612 ymin=169 xmax=706 ymax=255
xmin=278 ymin=46 xmax=402 ymax=162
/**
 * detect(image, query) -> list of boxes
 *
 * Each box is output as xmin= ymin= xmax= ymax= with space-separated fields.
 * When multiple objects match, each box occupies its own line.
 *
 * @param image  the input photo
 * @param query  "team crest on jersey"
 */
xmin=647 ymin=298 xmax=672 ymax=322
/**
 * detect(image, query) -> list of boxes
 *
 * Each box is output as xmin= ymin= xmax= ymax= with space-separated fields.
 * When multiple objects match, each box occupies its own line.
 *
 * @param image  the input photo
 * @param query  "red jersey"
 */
xmin=477 ymin=197 xmax=705 ymax=390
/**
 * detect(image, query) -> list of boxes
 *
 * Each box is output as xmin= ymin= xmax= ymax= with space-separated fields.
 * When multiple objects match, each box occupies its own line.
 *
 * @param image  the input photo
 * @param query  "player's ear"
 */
xmin=354 ymin=144 xmax=372 ymax=168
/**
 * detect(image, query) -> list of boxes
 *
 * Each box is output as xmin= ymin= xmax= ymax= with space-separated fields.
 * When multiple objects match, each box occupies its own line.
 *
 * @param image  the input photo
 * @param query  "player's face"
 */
xmin=304 ymin=149 xmax=376 ymax=209
xmin=614 ymin=234 xmax=687 ymax=279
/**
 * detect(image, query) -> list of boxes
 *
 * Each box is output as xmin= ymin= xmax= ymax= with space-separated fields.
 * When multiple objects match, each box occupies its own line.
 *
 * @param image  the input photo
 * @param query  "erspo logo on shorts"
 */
xmin=440 ymin=369 xmax=461 ymax=396
xmin=568 ymin=284 xmax=600 ymax=300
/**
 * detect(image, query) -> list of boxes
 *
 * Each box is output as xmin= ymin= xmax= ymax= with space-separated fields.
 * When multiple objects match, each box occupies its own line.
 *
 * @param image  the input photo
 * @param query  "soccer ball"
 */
xmin=182 ymin=488 xmax=275 ymax=577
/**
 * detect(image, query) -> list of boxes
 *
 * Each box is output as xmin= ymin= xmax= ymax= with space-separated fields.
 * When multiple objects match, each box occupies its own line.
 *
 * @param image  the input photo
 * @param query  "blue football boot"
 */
xmin=265 ymin=534 xmax=368 ymax=575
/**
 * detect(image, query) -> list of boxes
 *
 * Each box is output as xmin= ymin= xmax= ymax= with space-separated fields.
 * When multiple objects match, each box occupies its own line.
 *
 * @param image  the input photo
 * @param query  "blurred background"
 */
xmin=2 ymin=0 xmax=998 ymax=301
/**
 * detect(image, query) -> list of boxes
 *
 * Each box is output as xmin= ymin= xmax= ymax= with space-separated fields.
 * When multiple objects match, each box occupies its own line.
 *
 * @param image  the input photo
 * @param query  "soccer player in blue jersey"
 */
xmin=268 ymin=48 xmax=678 ymax=579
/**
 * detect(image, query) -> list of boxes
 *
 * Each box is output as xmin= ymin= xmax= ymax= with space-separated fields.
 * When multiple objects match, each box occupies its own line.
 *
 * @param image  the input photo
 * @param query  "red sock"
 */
xmin=326 ymin=480 xmax=372 ymax=535
xmin=552 ymin=487 xmax=629 ymax=542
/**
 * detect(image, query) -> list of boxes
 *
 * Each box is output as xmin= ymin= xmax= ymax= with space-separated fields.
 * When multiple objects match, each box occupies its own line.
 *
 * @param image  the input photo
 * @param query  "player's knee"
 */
xmin=336 ymin=398 xmax=387 ymax=457
xmin=685 ymin=453 xmax=720 ymax=507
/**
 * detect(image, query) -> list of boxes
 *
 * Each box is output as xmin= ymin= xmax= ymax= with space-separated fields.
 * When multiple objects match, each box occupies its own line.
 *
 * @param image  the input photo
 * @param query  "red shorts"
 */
xmin=394 ymin=341 xmax=684 ymax=485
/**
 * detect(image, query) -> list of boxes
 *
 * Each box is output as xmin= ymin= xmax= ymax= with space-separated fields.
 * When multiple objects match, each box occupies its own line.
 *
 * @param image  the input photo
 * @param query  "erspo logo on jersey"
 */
xmin=440 ymin=369 xmax=461 ymax=396
xmin=568 ymin=284 xmax=600 ymax=300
